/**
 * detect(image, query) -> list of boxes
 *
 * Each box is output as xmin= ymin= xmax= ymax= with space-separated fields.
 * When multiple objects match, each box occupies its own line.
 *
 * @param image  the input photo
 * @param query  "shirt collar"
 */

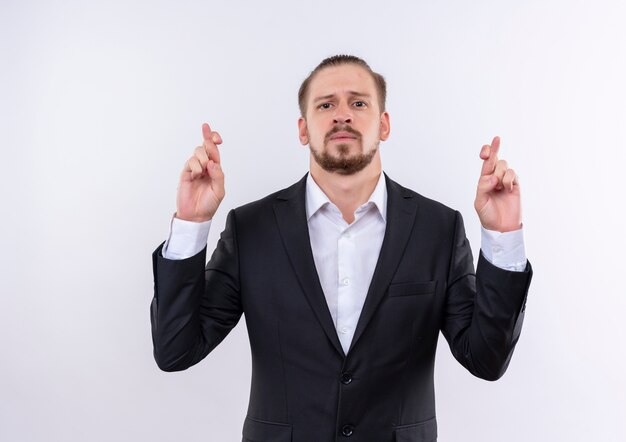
xmin=305 ymin=171 xmax=387 ymax=222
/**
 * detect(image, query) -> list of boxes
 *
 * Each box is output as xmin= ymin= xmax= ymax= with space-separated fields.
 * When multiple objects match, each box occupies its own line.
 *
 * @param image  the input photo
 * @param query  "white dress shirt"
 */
xmin=304 ymin=171 xmax=387 ymax=353
xmin=162 ymin=171 xmax=527 ymax=354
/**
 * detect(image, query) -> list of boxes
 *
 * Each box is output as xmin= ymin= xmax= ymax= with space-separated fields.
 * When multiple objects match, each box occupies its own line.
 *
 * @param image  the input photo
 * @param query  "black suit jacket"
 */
xmin=150 ymin=172 xmax=533 ymax=442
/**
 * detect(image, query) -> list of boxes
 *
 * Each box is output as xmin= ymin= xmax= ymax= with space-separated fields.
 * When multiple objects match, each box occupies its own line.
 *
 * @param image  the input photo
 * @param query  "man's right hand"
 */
xmin=175 ymin=123 xmax=225 ymax=222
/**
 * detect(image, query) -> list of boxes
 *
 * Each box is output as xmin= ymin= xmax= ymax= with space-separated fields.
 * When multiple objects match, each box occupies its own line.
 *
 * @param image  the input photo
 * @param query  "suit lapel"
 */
xmin=348 ymin=174 xmax=418 ymax=354
xmin=273 ymin=171 xmax=419 ymax=359
xmin=273 ymin=172 xmax=346 ymax=358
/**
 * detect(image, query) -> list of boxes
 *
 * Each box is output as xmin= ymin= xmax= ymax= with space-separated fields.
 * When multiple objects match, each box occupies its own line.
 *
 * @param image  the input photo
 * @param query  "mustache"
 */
xmin=324 ymin=125 xmax=361 ymax=143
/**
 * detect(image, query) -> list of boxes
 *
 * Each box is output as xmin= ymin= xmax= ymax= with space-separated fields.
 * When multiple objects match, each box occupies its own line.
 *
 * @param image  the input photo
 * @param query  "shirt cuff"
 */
xmin=162 ymin=212 xmax=212 ymax=260
xmin=480 ymin=226 xmax=527 ymax=272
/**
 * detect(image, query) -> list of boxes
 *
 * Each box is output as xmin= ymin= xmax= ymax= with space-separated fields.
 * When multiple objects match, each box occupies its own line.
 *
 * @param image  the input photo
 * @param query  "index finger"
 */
xmin=480 ymin=136 xmax=501 ymax=176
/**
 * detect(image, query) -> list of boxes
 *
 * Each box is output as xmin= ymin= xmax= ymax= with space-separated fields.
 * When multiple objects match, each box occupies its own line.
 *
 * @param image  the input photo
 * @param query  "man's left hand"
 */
xmin=474 ymin=136 xmax=522 ymax=232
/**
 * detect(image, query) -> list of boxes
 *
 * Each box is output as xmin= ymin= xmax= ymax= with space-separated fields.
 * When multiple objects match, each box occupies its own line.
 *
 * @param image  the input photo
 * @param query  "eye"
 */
xmin=353 ymin=101 xmax=367 ymax=108
xmin=318 ymin=103 xmax=332 ymax=110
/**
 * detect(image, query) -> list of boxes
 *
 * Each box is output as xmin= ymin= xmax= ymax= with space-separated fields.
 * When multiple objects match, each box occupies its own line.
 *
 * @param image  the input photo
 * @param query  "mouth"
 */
xmin=329 ymin=131 xmax=358 ymax=142
xmin=330 ymin=137 xmax=357 ymax=142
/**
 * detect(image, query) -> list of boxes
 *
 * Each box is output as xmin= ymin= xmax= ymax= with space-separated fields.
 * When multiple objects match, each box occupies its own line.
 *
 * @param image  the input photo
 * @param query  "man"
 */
xmin=150 ymin=55 xmax=533 ymax=442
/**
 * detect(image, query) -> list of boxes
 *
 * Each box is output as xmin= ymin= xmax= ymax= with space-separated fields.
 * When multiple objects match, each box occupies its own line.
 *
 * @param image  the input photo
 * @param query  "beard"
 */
xmin=308 ymin=126 xmax=379 ymax=175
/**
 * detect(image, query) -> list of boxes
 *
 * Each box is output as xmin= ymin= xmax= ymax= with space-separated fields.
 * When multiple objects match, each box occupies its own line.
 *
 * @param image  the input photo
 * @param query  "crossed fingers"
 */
xmin=480 ymin=136 xmax=518 ymax=192
xmin=187 ymin=123 xmax=223 ymax=180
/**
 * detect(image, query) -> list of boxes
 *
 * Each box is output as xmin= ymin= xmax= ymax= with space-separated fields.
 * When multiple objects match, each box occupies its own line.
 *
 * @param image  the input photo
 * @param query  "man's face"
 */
xmin=298 ymin=64 xmax=390 ymax=175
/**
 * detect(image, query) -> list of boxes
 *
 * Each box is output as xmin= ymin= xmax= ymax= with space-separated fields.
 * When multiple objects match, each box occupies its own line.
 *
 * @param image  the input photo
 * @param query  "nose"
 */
xmin=333 ymin=102 xmax=353 ymax=124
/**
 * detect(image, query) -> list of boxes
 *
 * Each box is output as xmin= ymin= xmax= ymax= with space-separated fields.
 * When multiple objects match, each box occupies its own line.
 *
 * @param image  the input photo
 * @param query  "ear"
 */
xmin=379 ymin=111 xmax=391 ymax=141
xmin=298 ymin=116 xmax=309 ymax=145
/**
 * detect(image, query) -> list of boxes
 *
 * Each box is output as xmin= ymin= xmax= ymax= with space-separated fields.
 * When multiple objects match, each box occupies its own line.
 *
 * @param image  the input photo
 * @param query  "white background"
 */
xmin=2 ymin=1 xmax=625 ymax=441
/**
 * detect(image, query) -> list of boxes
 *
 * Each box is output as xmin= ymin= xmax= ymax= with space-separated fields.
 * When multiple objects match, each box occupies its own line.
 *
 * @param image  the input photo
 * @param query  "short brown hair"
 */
xmin=298 ymin=55 xmax=387 ymax=117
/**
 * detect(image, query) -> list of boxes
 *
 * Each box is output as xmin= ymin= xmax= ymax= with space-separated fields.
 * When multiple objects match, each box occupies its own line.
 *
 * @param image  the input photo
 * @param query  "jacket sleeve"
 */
xmin=441 ymin=210 xmax=533 ymax=381
xmin=150 ymin=209 xmax=243 ymax=372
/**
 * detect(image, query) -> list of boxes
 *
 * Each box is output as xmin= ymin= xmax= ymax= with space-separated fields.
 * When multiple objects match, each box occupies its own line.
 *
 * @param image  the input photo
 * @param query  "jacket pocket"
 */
xmin=242 ymin=415 xmax=292 ymax=442
xmin=387 ymin=280 xmax=437 ymax=297
xmin=393 ymin=416 xmax=437 ymax=442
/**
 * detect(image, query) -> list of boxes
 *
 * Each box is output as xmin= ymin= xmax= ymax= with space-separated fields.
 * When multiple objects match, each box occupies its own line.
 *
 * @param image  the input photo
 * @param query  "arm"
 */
xmin=441 ymin=211 xmax=532 ymax=381
xmin=151 ymin=208 xmax=242 ymax=372
xmin=150 ymin=122 xmax=238 ymax=372
xmin=441 ymin=136 xmax=533 ymax=380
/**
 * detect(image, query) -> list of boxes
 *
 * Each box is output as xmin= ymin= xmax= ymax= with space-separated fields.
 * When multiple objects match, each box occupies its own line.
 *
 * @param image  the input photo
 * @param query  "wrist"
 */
xmin=174 ymin=212 xmax=213 ymax=223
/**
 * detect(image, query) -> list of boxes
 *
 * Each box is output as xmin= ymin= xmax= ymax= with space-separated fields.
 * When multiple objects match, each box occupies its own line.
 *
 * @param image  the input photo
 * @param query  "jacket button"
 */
xmin=340 ymin=372 xmax=352 ymax=384
xmin=341 ymin=424 xmax=354 ymax=437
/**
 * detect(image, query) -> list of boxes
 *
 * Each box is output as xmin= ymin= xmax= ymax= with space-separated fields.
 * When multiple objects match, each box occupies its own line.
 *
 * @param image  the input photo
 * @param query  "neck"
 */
xmin=309 ymin=154 xmax=382 ymax=223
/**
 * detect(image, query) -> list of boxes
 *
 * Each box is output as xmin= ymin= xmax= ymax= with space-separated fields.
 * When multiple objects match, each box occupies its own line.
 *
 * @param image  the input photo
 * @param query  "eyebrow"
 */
xmin=313 ymin=91 xmax=372 ymax=103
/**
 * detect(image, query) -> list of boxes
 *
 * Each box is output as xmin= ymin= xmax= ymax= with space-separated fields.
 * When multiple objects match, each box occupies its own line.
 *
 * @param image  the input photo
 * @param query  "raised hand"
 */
xmin=175 ymin=123 xmax=225 ymax=222
xmin=474 ymin=136 xmax=522 ymax=232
